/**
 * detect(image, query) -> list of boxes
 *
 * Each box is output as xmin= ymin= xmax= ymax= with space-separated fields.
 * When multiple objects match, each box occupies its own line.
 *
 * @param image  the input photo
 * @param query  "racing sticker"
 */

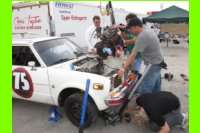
xmin=12 ymin=67 xmax=34 ymax=98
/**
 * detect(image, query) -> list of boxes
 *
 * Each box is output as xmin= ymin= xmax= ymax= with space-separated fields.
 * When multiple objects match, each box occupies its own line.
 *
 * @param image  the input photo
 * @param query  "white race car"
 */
xmin=12 ymin=37 xmax=130 ymax=128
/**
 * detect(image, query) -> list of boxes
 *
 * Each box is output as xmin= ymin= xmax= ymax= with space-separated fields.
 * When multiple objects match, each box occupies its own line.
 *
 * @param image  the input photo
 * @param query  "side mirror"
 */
xmin=28 ymin=61 xmax=35 ymax=67
xmin=28 ymin=61 xmax=36 ymax=71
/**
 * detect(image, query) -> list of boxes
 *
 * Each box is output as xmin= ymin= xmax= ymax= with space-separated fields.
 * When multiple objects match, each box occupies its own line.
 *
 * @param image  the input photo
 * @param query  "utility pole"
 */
xmin=160 ymin=3 xmax=164 ymax=10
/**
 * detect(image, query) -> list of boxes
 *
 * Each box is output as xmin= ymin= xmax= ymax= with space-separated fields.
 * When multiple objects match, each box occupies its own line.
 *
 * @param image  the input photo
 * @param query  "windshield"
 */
xmin=33 ymin=38 xmax=84 ymax=66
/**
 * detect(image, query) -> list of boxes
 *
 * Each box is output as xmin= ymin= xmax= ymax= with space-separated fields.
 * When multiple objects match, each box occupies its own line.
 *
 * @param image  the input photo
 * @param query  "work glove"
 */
xmin=103 ymin=48 xmax=112 ymax=55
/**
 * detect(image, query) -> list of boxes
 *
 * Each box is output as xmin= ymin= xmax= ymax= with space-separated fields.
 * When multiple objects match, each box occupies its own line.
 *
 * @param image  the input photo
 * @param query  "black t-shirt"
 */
xmin=136 ymin=91 xmax=180 ymax=127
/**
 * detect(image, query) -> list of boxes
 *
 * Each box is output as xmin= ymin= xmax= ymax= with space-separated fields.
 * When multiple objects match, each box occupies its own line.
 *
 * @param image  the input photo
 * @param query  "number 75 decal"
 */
xmin=12 ymin=67 xmax=34 ymax=98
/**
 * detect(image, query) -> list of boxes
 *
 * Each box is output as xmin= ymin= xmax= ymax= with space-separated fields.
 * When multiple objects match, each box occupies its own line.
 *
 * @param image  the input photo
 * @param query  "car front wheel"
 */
xmin=64 ymin=93 xmax=98 ymax=128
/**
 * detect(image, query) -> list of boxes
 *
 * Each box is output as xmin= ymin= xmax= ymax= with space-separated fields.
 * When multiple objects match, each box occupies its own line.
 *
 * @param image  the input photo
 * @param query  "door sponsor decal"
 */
xmin=12 ymin=67 xmax=34 ymax=98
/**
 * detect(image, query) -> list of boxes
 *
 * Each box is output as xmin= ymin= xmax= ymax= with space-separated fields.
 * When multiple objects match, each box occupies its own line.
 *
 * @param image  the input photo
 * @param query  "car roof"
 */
xmin=12 ymin=37 xmax=61 ymax=45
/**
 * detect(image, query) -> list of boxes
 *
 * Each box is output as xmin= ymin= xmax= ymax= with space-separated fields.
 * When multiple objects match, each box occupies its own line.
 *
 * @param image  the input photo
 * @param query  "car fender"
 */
xmin=48 ymin=68 xmax=111 ymax=111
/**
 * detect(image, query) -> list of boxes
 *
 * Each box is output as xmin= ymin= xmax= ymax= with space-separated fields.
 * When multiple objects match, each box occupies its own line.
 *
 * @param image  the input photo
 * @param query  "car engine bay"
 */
xmin=73 ymin=57 xmax=104 ymax=75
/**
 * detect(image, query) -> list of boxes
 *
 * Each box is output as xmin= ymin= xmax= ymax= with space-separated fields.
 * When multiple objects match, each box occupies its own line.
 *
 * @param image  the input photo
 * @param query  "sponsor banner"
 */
xmin=12 ymin=4 xmax=50 ymax=38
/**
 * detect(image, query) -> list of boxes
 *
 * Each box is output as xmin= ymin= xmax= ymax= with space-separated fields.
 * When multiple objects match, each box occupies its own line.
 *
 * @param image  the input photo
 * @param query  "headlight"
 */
xmin=93 ymin=83 xmax=104 ymax=90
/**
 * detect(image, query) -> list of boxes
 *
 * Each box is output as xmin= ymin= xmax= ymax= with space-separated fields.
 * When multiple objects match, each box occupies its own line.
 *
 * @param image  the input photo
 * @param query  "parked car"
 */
xmin=12 ymin=37 xmax=130 ymax=128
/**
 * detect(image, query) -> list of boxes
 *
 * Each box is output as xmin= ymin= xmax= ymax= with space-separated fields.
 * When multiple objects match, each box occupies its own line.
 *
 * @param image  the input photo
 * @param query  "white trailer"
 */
xmin=12 ymin=2 xmax=147 ymax=47
xmin=12 ymin=2 xmax=51 ymax=39
xmin=51 ymin=2 xmax=111 ymax=47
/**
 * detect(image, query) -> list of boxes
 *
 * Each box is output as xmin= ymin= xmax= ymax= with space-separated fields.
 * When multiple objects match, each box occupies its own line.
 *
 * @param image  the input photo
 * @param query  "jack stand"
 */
xmin=102 ymin=110 xmax=122 ymax=126
xmin=48 ymin=106 xmax=62 ymax=123
xmin=102 ymin=110 xmax=132 ymax=126
xmin=124 ymin=113 xmax=131 ymax=123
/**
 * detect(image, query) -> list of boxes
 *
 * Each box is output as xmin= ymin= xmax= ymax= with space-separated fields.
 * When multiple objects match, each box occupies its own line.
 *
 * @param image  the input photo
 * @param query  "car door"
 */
xmin=12 ymin=45 xmax=54 ymax=105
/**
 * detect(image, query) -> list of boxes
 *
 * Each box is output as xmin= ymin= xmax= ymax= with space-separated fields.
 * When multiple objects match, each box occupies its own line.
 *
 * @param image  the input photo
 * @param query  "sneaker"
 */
xmin=180 ymin=112 xmax=188 ymax=130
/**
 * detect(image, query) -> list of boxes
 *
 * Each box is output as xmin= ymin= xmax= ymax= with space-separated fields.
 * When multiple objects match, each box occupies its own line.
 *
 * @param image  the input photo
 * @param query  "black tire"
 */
xmin=64 ymin=93 xmax=98 ymax=128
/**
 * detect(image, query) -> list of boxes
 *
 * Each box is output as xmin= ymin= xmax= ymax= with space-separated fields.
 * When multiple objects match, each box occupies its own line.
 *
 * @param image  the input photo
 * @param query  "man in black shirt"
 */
xmin=135 ymin=91 xmax=188 ymax=133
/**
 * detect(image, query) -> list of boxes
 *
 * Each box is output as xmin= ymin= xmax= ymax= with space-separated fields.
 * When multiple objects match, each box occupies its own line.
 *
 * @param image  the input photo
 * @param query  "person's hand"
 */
xmin=91 ymin=48 xmax=97 ymax=54
xmin=133 ymin=37 xmax=137 ymax=42
xmin=112 ymin=24 xmax=120 ymax=29
xmin=117 ymin=68 xmax=125 ymax=79
xmin=131 ymin=37 xmax=137 ymax=44
xmin=158 ymin=122 xmax=170 ymax=133
xmin=112 ymin=24 xmax=125 ymax=29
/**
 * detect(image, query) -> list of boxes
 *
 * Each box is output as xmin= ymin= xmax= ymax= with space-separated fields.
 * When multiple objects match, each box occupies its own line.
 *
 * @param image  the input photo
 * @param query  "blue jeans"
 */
xmin=149 ymin=107 xmax=183 ymax=132
xmin=136 ymin=64 xmax=162 ymax=94
xmin=131 ymin=57 xmax=142 ymax=73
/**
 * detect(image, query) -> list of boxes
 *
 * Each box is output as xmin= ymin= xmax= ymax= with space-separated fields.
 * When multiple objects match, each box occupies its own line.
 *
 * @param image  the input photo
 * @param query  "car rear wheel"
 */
xmin=64 ymin=93 xmax=98 ymax=128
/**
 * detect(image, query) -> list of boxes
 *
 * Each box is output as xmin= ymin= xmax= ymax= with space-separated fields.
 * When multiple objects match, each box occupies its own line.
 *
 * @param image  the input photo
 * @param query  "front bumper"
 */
xmin=105 ymin=77 xmax=137 ymax=106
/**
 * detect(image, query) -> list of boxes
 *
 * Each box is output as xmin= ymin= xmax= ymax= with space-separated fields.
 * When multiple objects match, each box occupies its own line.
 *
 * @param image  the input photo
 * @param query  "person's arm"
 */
xmin=112 ymin=24 xmax=124 ymax=29
xmin=117 ymin=50 xmax=138 ymax=79
xmin=158 ymin=122 xmax=170 ymax=133
xmin=123 ymin=51 xmax=138 ymax=69
xmin=123 ymin=37 xmax=137 ymax=45
xmin=85 ymin=26 xmax=95 ymax=53
xmin=112 ymin=24 xmax=128 ymax=39
xmin=148 ymin=110 xmax=169 ymax=133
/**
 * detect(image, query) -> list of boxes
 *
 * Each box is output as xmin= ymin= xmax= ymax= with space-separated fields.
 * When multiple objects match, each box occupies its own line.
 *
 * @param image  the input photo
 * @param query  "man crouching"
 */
xmin=130 ymin=91 xmax=188 ymax=133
